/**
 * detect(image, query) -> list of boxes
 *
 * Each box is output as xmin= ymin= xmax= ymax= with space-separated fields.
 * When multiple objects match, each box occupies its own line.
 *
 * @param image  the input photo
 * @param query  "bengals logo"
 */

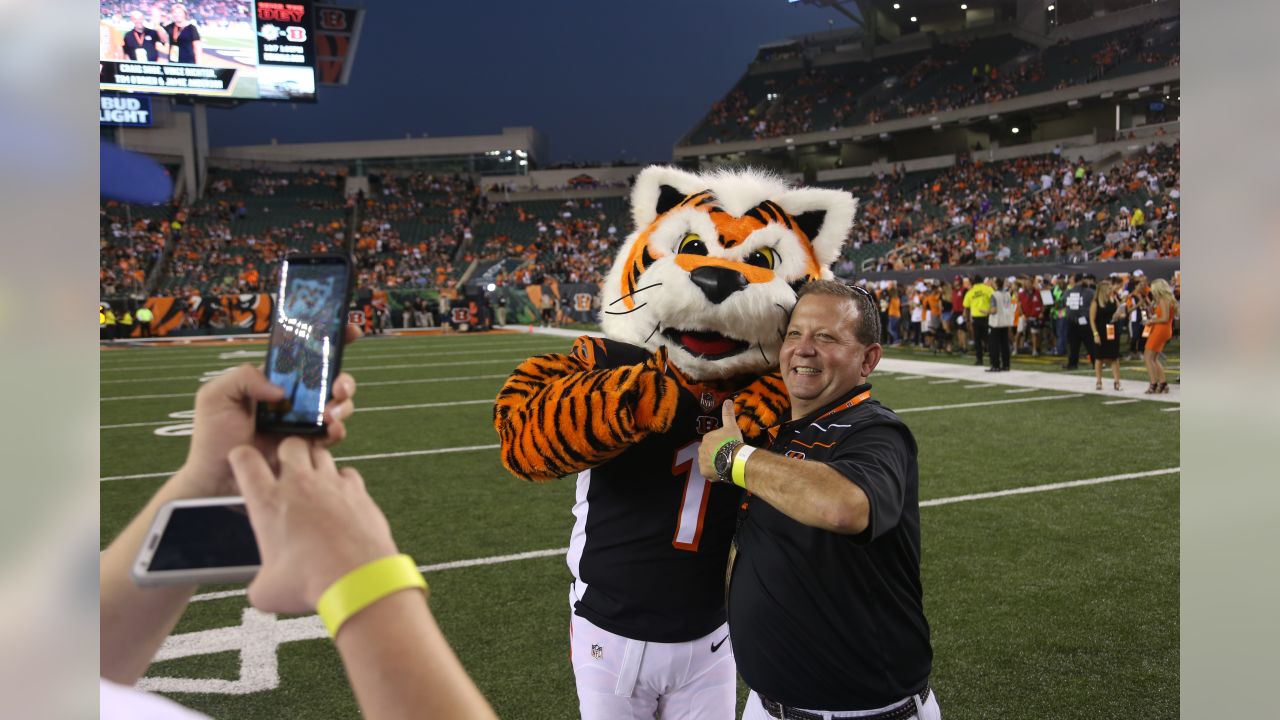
xmin=319 ymin=8 xmax=348 ymax=30
xmin=695 ymin=416 xmax=721 ymax=435
xmin=451 ymin=307 xmax=471 ymax=324
xmin=348 ymin=310 xmax=365 ymax=325
xmin=785 ymin=450 xmax=806 ymax=460
xmin=574 ymin=293 xmax=593 ymax=312
xmin=286 ymin=26 xmax=308 ymax=42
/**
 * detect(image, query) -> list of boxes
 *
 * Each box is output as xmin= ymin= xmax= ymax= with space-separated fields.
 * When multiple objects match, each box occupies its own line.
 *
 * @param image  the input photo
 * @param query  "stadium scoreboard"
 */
xmin=99 ymin=1 xmax=318 ymax=102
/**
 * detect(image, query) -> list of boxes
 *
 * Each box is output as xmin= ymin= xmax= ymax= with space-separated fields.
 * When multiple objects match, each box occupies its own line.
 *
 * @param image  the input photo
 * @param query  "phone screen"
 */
xmin=148 ymin=504 xmax=260 ymax=571
xmin=260 ymin=255 xmax=351 ymax=430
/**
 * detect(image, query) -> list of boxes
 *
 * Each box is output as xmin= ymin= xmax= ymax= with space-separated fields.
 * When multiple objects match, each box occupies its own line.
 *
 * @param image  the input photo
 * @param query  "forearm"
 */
xmin=336 ymin=591 xmax=497 ymax=720
xmin=494 ymin=357 xmax=675 ymax=481
xmin=99 ymin=469 xmax=204 ymax=683
xmin=740 ymin=450 xmax=868 ymax=534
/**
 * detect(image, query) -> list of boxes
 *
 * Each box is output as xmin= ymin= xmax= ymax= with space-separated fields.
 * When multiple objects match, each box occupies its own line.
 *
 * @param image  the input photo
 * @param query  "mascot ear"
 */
xmin=631 ymin=166 xmax=709 ymax=231
xmin=776 ymin=188 xmax=858 ymax=275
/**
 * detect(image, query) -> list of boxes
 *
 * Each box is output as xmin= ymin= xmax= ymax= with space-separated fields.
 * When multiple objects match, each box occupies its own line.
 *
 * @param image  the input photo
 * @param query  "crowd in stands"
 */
xmin=848 ymin=141 xmax=1179 ymax=272
xmin=690 ymin=20 xmax=1178 ymax=145
xmin=506 ymin=198 xmax=627 ymax=287
xmin=99 ymin=202 xmax=171 ymax=297
xmin=100 ymin=0 xmax=250 ymax=27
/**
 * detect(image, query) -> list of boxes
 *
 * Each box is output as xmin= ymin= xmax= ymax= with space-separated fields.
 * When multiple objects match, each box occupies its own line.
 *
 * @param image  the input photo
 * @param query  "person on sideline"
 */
xmin=963 ymin=274 xmax=994 ymax=367
xmin=697 ymin=281 xmax=939 ymax=720
xmin=1089 ymin=280 xmax=1125 ymax=391
xmin=986 ymin=277 xmax=1015 ymax=372
xmin=1142 ymin=278 xmax=1178 ymax=394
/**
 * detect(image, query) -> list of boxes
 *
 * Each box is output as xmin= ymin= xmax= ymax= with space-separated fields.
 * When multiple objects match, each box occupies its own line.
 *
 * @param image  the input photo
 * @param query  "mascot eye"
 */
xmin=678 ymin=233 xmax=708 ymax=256
xmin=745 ymin=247 xmax=779 ymax=269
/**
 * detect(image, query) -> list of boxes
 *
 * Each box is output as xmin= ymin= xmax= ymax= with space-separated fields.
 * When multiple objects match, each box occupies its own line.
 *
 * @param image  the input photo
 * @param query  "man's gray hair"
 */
xmin=795 ymin=279 xmax=881 ymax=347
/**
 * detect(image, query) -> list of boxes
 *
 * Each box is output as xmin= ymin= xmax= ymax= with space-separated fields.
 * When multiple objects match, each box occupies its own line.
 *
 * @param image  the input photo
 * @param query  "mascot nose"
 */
xmin=690 ymin=265 xmax=749 ymax=305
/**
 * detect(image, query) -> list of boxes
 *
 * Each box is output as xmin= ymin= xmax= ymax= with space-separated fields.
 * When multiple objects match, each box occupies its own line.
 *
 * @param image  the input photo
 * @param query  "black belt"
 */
xmin=758 ymin=686 xmax=930 ymax=720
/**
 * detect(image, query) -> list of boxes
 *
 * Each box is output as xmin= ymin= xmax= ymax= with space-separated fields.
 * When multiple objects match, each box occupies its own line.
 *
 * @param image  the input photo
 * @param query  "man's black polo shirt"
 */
xmin=728 ymin=383 xmax=932 ymax=710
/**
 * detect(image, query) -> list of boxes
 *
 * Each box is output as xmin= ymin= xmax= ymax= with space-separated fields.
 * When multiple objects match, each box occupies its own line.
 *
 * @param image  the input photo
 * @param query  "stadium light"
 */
xmin=486 ymin=283 xmax=497 ymax=292
xmin=960 ymin=3 xmax=967 ymax=9
xmin=1011 ymin=127 xmax=1020 ymax=134
xmin=893 ymin=3 xmax=900 ymax=9
xmin=1047 ymin=4 xmax=1055 ymax=10
xmin=910 ymin=16 xmax=917 ymax=22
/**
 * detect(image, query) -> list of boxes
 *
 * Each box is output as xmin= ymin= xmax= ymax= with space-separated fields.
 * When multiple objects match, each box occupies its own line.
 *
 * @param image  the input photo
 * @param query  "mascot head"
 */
xmin=600 ymin=166 xmax=857 ymax=381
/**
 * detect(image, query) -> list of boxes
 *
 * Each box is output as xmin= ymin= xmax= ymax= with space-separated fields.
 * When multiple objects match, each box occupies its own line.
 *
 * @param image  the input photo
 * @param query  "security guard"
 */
xmin=962 ymin=274 xmax=994 ymax=367
xmin=136 ymin=305 xmax=154 ymax=338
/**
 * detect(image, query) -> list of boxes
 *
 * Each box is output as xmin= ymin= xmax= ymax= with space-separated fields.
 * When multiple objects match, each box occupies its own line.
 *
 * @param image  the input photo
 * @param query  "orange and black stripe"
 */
xmin=493 ymin=338 xmax=679 ymax=482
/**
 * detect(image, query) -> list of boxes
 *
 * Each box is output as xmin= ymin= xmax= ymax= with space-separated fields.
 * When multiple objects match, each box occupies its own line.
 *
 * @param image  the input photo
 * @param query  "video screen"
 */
xmin=262 ymin=258 xmax=348 ymax=428
xmin=149 ymin=505 xmax=259 ymax=571
xmin=99 ymin=1 xmax=317 ymax=101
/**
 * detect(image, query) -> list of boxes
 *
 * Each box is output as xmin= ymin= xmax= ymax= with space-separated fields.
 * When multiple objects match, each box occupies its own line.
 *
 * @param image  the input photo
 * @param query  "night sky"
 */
xmin=206 ymin=1 xmax=851 ymax=165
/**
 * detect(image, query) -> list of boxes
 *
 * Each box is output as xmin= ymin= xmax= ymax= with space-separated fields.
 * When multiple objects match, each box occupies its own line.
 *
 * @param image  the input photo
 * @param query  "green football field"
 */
xmin=100 ymin=331 xmax=1179 ymax=719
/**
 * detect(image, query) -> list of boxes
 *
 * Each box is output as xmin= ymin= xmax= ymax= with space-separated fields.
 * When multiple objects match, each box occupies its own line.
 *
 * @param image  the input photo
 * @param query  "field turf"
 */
xmin=100 ymin=331 xmax=1179 ymax=719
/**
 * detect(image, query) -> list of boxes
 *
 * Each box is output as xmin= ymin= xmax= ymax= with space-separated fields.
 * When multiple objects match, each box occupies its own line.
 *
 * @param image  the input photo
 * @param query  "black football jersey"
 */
xmin=569 ymin=339 xmax=745 ymax=643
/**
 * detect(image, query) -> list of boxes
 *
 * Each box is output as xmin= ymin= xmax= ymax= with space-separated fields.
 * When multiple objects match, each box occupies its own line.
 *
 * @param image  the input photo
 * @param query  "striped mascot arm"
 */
xmin=493 ymin=338 xmax=680 ymax=482
xmin=733 ymin=371 xmax=789 ymax=444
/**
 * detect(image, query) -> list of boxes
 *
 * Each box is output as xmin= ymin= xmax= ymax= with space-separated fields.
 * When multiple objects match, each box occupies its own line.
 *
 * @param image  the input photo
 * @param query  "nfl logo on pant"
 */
xmin=591 ymin=644 xmax=603 ymax=660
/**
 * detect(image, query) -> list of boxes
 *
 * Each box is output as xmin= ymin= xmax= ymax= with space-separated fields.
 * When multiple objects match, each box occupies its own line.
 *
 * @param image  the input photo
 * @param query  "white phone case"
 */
xmin=131 ymin=496 xmax=260 ymax=586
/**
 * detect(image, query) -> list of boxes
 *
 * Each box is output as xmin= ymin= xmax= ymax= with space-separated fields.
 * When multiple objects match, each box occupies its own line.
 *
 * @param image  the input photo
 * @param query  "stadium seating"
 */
xmin=682 ymin=21 xmax=1179 ymax=145
xmin=838 ymin=141 xmax=1179 ymax=273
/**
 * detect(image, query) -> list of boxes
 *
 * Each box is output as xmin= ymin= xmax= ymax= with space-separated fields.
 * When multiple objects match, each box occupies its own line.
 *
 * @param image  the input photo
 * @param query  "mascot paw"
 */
xmin=632 ymin=348 xmax=678 ymax=433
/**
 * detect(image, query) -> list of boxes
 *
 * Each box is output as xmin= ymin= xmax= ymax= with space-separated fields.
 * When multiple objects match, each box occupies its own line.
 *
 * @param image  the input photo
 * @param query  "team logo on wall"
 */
xmin=318 ymin=8 xmax=348 ymax=30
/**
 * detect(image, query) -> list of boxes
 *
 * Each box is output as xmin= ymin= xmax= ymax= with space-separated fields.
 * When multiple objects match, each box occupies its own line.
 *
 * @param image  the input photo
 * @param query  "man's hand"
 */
xmin=698 ymin=400 xmax=744 ymax=481
xmin=176 ymin=324 xmax=360 ymax=497
xmin=230 ymin=439 xmax=398 ymax=614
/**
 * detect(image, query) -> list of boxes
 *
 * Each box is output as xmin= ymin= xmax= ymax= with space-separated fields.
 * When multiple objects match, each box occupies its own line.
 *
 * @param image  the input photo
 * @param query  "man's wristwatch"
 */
xmin=713 ymin=440 xmax=743 ymax=484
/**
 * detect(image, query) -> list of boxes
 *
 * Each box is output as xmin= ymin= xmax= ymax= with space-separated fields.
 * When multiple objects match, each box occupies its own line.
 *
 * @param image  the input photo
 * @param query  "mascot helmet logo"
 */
xmin=600 ymin=166 xmax=857 ymax=381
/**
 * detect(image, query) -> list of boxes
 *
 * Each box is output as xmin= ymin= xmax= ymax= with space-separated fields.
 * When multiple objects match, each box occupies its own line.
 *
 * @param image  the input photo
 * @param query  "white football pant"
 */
xmin=569 ymin=589 xmax=736 ymax=720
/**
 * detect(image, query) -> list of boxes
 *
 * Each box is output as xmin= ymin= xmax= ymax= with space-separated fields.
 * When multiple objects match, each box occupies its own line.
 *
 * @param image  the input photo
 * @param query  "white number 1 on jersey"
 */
xmin=672 ymin=441 xmax=711 ymax=552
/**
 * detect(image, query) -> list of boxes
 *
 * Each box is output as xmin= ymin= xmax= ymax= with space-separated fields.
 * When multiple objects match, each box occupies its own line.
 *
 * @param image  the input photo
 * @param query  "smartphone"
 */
xmin=131 ymin=497 xmax=260 ymax=586
xmin=256 ymin=253 xmax=354 ymax=435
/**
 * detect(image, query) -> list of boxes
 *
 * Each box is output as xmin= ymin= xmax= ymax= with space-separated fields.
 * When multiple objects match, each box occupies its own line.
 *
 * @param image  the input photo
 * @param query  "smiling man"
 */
xmin=697 ymin=280 xmax=939 ymax=720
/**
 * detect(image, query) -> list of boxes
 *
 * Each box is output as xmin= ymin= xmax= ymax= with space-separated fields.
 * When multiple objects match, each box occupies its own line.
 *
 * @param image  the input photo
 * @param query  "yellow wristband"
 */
xmin=316 ymin=554 xmax=428 ymax=639
xmin=731 ymin=445 xmax=756 ymax=488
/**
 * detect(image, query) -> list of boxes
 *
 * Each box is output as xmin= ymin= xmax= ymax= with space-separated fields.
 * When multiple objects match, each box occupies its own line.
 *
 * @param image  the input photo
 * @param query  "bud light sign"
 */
xmin=100 ymin=94 xmax=152 ymax=127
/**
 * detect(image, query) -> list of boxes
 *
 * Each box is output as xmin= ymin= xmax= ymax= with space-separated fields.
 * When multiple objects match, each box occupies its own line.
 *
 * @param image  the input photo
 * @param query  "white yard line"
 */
xmin=895 ymin=394 xmax=1081 ymax=413
xmin=1004 ymin=387 xmax=1039 ymax=394
xmin=919 ymin=467 xmax=1179 ymax=507
xmin=100 ymin=343 xmax=568 ymax=373
xmin=963 ymin=383 xmax=996 ymax=389
xmin=927 ymin=379 xmax=959 ymax=385
xmin=101 ymin=374 xmax=509 ymax=401
xmin=100 ymin=399 xmax=495 ymax=429
xmin=100 ymin=444 xmax=501 ymax=481
xmin=894 ymin=375 xmax=926 ymax=381
xmin=184 ymin=468 xmax=1179 ymax=605
xmin=101 ymin=357 xmax=534 ymax=385
xmin=1162 ymin=407 xmax=1181 ymax=412
xmin=100 ymin=394 xmax=1082 ymax=477
xmin=1103 ymin=399 xmax=1142 ymax=406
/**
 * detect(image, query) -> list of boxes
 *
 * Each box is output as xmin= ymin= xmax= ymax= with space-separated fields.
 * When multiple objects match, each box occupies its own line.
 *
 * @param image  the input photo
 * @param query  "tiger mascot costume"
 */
xmin=493 ymin=165 xmax=855 ymax=719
